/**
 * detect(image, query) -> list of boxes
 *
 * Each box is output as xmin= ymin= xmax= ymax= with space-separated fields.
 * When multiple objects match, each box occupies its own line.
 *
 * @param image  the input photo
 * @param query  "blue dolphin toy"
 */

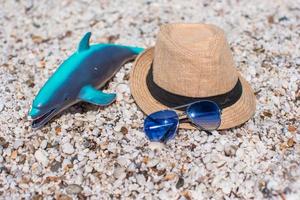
xmin=29 ymin=32 xmax=144 ymax=129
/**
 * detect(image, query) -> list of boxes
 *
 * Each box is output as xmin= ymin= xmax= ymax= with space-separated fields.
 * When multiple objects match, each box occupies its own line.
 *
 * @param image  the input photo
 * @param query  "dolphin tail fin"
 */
xmin=114 ymin=44 xmax=144 ymax=55
xmin=128 ymin=46 xmax=144 ymax=54
xmin=79 ymin=85 xmax=116 ymax=106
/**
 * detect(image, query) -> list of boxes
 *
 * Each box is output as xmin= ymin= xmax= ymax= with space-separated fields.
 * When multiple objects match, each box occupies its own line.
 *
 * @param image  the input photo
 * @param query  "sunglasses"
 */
xmin=144 ymin=100 xmax=221 ymax=143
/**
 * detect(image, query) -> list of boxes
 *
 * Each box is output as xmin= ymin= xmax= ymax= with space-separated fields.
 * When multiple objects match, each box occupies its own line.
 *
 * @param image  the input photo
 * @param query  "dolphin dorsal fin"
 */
xmin=78 ymin=32 xmax=91 ymax=52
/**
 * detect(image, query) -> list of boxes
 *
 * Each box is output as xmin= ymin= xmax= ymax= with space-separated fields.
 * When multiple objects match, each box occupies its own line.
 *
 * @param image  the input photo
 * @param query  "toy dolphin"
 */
xmin=29 ymin=32 xmax=144 ymax=129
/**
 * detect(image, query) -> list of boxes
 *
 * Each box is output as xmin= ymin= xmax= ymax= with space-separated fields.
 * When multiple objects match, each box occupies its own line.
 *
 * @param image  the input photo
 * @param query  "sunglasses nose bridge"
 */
xmin=177 ymin=112 xmax=187 ymax=118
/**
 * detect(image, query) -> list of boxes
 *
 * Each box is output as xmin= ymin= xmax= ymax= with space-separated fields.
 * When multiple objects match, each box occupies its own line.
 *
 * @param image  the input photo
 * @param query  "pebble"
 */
xmin=107 ymin=143 xmax=117 ymax=153
xmin=164 ymin=173 xmax=176 ymax=181
xmin=116 ymin=84 xmax=130 ymax=94
xmin=295 ymin=57 xmax=300 ymax=66
xmin=113 ymin=166 xmax=126 ymax=179
xmin=83 ymin=138 xmax=97 ymax=150
xmin=32 ymin=194 xmax=43 ymax=200
xmin=87 ymin=151 xmax=97 ymax=160
xmin=0 ymin=100 xmax=4 ymax=112
xmin=85 ymin=165 xmax=93 ymax=173
xmin=34 ymin=149 xmax=49 ymax=167
xmin=57 ymin=194 xmax=72 ymax=200
xmin=114 ymin=124 xmax=123 ymax=132
xmin=11 ymin=150 xmax=17 ymax=159
xmin=40 ymin=140 xmax=48 ymax=149
xmin=148 ymin=142 xmax=165 ymax=151
xmin=147 ymin=158 xmax=160 ymax=168
xmin=50 ymin=161 xmax=62 ymax=172
xmin=158 ymin=190 xmax=171 ymax=199
xmin=117 ymin=156 xmax=129 ymax=166
xmin=176 ymin=177 xmax=185 ymax=189
xmin=224 ymin=145 xmax=238 ymax=157
xmin=221 ymin=180 xmax=232 ymax=194
xmin=0 ymin=137 xmax=7 ymax=147
xmin=62 ymin=143 xmax=75 ymax=154
xmin=66 ymin=184 xmax=83 ymax=195
xmin=287 ymin=138 xmax=295 ymax=147
xmin=127 ymin=162 xmax=136 ymax=172
xmin=120 ymin=126 xmax=128 ymax=135
xmin=82 ymin=139 xmax=91 ymax=148
xmin=86 ymin=113 xmax=96 ymax=121
xmin=13 ymin=140 xmax=23 ymax=149
xmin=136 ymin=174 xmax=146 ymax=186
xmin=235 ymin=148 xmax=245 ymax=159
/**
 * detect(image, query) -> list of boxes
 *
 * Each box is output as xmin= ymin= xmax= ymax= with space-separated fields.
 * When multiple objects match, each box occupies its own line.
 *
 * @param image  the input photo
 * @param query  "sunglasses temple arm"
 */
xmin=171 ymin=102 xmax=196 ymax=110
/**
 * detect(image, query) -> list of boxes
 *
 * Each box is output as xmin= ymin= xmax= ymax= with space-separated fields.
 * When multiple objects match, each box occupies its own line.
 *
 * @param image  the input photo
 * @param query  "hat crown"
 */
xmin=153 ymin=24 xmax=238 ymax=97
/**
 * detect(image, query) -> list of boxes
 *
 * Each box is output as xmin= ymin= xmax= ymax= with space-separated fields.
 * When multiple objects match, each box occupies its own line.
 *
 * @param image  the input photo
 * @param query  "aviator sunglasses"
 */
xmin=144 ymin=100 xmax=221 ymax=143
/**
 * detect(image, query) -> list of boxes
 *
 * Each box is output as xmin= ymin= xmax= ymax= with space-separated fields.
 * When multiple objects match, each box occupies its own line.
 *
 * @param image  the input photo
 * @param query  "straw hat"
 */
xmin=130 ymin=23 xmax=256 ymax=129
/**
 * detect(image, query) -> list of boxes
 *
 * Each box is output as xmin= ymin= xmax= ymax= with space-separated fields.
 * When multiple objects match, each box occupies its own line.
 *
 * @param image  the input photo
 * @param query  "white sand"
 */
xmin=0 ymin=0 xmax=299 ymax=199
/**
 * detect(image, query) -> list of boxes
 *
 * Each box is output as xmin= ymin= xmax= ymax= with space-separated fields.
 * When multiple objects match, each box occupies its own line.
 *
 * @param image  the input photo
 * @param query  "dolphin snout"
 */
xmin=29 ymin=107 xmax=41 ymax=118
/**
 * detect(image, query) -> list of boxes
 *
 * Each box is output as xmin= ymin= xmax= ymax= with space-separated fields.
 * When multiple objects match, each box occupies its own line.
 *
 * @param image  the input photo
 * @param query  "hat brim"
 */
xmin=130 ymin=48 xmax=256 ymax=129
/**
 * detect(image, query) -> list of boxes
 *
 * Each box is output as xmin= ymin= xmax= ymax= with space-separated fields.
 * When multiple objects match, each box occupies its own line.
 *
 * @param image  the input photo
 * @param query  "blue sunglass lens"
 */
xmin=187 ymin=100 xmax=221 ymax=130
xmin=144 ymin=110 xmax=179 ymax=143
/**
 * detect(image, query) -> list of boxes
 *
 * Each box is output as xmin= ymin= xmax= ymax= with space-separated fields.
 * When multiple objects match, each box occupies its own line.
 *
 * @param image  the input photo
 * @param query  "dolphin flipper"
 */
xmin=79 ymin=85 xmax=116 ymax=106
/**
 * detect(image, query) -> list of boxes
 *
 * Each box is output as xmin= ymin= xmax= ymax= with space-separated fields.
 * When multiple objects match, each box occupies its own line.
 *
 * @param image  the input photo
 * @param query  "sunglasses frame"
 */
xmin=185 ymin=100 xmax=222 ymax=131
xmin=144 ymin=100 xmax=222 ymax=142
xmin=144 ymin=109 xmax=180 ymax=143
